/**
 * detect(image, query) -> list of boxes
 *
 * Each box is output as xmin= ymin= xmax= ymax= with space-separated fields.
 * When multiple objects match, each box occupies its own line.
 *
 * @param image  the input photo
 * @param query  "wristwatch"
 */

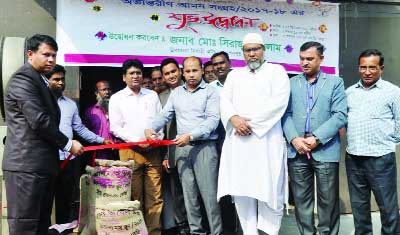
xmin=189 ymin=135 xmax=194 ymax=141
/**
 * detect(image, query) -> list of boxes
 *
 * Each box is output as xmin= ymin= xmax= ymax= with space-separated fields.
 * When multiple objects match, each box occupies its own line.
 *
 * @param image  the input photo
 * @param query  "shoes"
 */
xmin=162 ymin=227 xmax=178 ymax=235
xmin=179 ymin=227 xmax=190 ymax=235
xmin=178 ymin=223 xmax=190 ymax=235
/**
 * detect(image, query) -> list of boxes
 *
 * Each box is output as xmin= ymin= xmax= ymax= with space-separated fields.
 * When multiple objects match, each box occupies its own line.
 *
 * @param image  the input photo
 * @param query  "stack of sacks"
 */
xmin=79 ymin=159 xmax=147 ymax=235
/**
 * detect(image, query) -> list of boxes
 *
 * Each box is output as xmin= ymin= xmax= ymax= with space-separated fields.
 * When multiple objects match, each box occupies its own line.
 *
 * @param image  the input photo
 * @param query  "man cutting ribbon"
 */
xmin=109 ymin=59 xmax=164 ymax=235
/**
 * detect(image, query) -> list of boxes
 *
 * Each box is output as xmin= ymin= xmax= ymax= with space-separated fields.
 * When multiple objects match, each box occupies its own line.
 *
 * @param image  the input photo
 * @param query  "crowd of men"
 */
xmin=1 ymin=32 xmax=399 ymax=235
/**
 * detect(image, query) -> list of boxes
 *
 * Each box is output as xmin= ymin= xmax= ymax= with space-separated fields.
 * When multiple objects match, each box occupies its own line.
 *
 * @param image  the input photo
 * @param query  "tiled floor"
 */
xmin=226 ymin=211 xmax=384 ymax=235
xmin=279 ymin=212 xmax=382 ymax=235
xmin=0 ymin=210 xmax=388 ymax=235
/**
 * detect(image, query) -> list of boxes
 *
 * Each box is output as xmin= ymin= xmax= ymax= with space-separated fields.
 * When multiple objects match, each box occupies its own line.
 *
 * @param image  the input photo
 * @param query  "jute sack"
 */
xmin=96 ymin=200 xmax=148 ymax=235
xmin=80 ymin=159 xmax=135 ymax=235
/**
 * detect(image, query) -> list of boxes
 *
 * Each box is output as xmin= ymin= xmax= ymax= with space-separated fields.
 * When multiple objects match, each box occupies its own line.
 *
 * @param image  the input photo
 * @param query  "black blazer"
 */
xmin=2 ymin=63 xmax=69 ymax=175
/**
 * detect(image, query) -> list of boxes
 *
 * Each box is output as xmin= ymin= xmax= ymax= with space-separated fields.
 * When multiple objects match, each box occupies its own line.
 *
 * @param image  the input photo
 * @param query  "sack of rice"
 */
xmin=96 ymin=201 xmax=148 ymax=235
xmin=79 ymin=159 xmax=135 ymax=234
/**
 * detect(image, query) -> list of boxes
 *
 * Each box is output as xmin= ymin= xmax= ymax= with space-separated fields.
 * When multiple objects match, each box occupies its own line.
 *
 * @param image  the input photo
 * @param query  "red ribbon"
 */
xmin=60 ymin=139 xmax=175 ymax=170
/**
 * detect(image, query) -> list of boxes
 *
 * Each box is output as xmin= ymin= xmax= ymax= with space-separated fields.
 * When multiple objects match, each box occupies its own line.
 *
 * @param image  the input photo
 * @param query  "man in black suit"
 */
xmin=2 ymin=34 xmax=84 ymax=235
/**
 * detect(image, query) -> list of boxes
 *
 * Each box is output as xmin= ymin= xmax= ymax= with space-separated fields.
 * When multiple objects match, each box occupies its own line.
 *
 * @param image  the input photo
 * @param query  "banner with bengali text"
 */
xmin=57 ymin=0 xmax=339 ymax=74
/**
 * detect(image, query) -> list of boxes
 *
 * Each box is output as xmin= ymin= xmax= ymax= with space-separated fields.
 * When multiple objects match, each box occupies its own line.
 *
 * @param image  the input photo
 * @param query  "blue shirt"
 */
xmin=152 ymin=80 xmax=220 ymax=140
xmin=305 ymin=74 xmax=319 ymax=134
xmin=58 ymin=96 xmax=104 ymax=160
xmin=346 ymin=79 xmax=400 ymax=156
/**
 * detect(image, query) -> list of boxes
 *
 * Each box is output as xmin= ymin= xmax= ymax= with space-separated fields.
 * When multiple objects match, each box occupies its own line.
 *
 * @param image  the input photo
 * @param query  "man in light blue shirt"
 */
xmin=46 ymin=64 xmax=113 ymax=224
xmin=346 ymin=49 xmax=400 ymax=235
xmin=145 ymin=56 xmax=222 ymax=235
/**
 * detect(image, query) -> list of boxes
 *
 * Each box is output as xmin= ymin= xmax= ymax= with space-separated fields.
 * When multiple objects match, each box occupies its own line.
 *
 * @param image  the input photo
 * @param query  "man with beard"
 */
xmin=46 ymin=65 xmax=114 ymax=224
xmin=204 ymin=61 xmax=217 ymax=83
xmin=84 ymin=80 xmax=116 ymax=159
xmin=158 ymin=58 xmax=189 ymax=235
xmin=151 ymin=66 xmax=167 ymax=94
xmin=218 ymin=33 xmax=290 ymax=235
xmin=146 ymin=56 xmax=222 ymax=235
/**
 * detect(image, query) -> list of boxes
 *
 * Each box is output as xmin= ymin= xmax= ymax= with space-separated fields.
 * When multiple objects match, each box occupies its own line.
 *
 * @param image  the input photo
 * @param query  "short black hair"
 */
xmin=204 ymin=61 xmax=213 ymax=68
xmin=300 ymin=41 xmax=325 ymax=55
xmin=160 ymin=58 xmax=180 ymax=73
xmin=27 ymin=34 xmax=58 ymax=52
xmin=358 ymin=49 xmax=384 ymax=66
xmin=122 ymin=59 xmax=144 ymax=74
xmin=45 ymin=64 xmax=66 ymax=79
xmin=151 ymin=66 xmax=161 ymax=75
xmin=183 ymin=56 xmax=203 ymax=69
xmin=211 ymin=51 xmax=230 ymax=62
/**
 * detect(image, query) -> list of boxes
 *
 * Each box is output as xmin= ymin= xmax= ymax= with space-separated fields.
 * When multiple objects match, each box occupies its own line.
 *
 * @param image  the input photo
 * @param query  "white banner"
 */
xmin=57 ymin=0 xmax=339 ymax=74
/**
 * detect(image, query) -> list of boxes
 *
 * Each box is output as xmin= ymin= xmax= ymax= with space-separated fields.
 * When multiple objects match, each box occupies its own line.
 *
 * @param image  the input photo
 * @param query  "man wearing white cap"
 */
xmin=217 ymin=32 xmax=290 ymax=235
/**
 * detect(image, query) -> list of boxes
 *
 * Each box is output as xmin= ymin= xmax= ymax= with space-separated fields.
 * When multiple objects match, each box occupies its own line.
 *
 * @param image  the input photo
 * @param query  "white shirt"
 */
xmin=209 ymin=79 xmax=224 ymax=94
xmin=109 ymin=87 xmax=162 ymax=142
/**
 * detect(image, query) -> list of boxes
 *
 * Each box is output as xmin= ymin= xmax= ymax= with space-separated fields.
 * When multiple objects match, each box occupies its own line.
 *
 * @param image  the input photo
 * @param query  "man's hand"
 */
xmin=304 ymin=136 xmax=319 ymax=150
xmin=291 ymin=137 xmax=311 ymax=155
xmin=174 ymin=133 xmax=191 ymax=147
xmin=162 ymin=159 xmax=171 ymax=172
xmin=339 ymin=127 xmax=346 ymax=137
xmin=230 ymin=115 xmax=252 ymax=136
xmin=103 ymin=139 xmax=114 ymax=145
xmin=145 ymin=129 xmax=157 ymax=140
xmin=70 ymin=140 xmax=84 ymax=156
xmin=137 ymin=137 xmax=150 ymax=149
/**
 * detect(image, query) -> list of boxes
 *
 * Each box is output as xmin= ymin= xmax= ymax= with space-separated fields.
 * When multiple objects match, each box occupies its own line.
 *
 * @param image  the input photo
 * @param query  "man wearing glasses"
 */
xmin=218 ymin=33 xmax=290 ymax=235
xmin=282 ymin=41 xmax=347 ymax=235
xmin=346 ymin=49 xmax=400 ymax=235
xmin=109 ymin=59 xmax=164 ymax=235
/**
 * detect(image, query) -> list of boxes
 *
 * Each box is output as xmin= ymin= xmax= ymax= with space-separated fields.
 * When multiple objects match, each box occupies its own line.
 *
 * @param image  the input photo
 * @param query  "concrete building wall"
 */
xmin=0 ymin=0 xmax=80 ymax=100
xmin=339 ymin=3 xmax=400 ymax=87
xmin=0 ymin=0 xmax=56 ymax=38
xmin=337 ymin=2 xmax=400 ymax=213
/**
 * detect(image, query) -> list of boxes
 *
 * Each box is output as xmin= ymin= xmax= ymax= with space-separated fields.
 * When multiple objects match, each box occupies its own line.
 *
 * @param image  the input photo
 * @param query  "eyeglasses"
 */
xmin=243 ymin=47 xmax=263 ymax=54
xmin=358 ymin=66 xmax=380 ymax=73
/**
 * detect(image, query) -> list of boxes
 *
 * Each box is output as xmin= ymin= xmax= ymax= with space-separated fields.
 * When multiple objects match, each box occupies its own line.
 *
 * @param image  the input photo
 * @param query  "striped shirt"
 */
xmin=346 ymin=79 xmax=400 ymax=156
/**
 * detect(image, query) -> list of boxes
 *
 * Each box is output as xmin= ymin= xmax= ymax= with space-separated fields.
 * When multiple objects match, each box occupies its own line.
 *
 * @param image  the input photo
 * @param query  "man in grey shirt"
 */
xmin=145 ymin=56 xmax=222 ymax=235
xmin=158 ymin=58 xmax=189 ymax=235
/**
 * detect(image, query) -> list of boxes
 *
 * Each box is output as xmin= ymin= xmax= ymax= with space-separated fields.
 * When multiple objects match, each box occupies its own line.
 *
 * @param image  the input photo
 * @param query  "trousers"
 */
xmin=4 ymin=170 xmax=56 ymax=235
xmin=120 ymin=148 xmax=163 ymax=235
xmin=175 ymin=141 xmax=222 ymax=235
xmin=288 ymin=156 xmax=340 ymax=235
xmin=346 ymin=152 xmax=398 ymax=235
